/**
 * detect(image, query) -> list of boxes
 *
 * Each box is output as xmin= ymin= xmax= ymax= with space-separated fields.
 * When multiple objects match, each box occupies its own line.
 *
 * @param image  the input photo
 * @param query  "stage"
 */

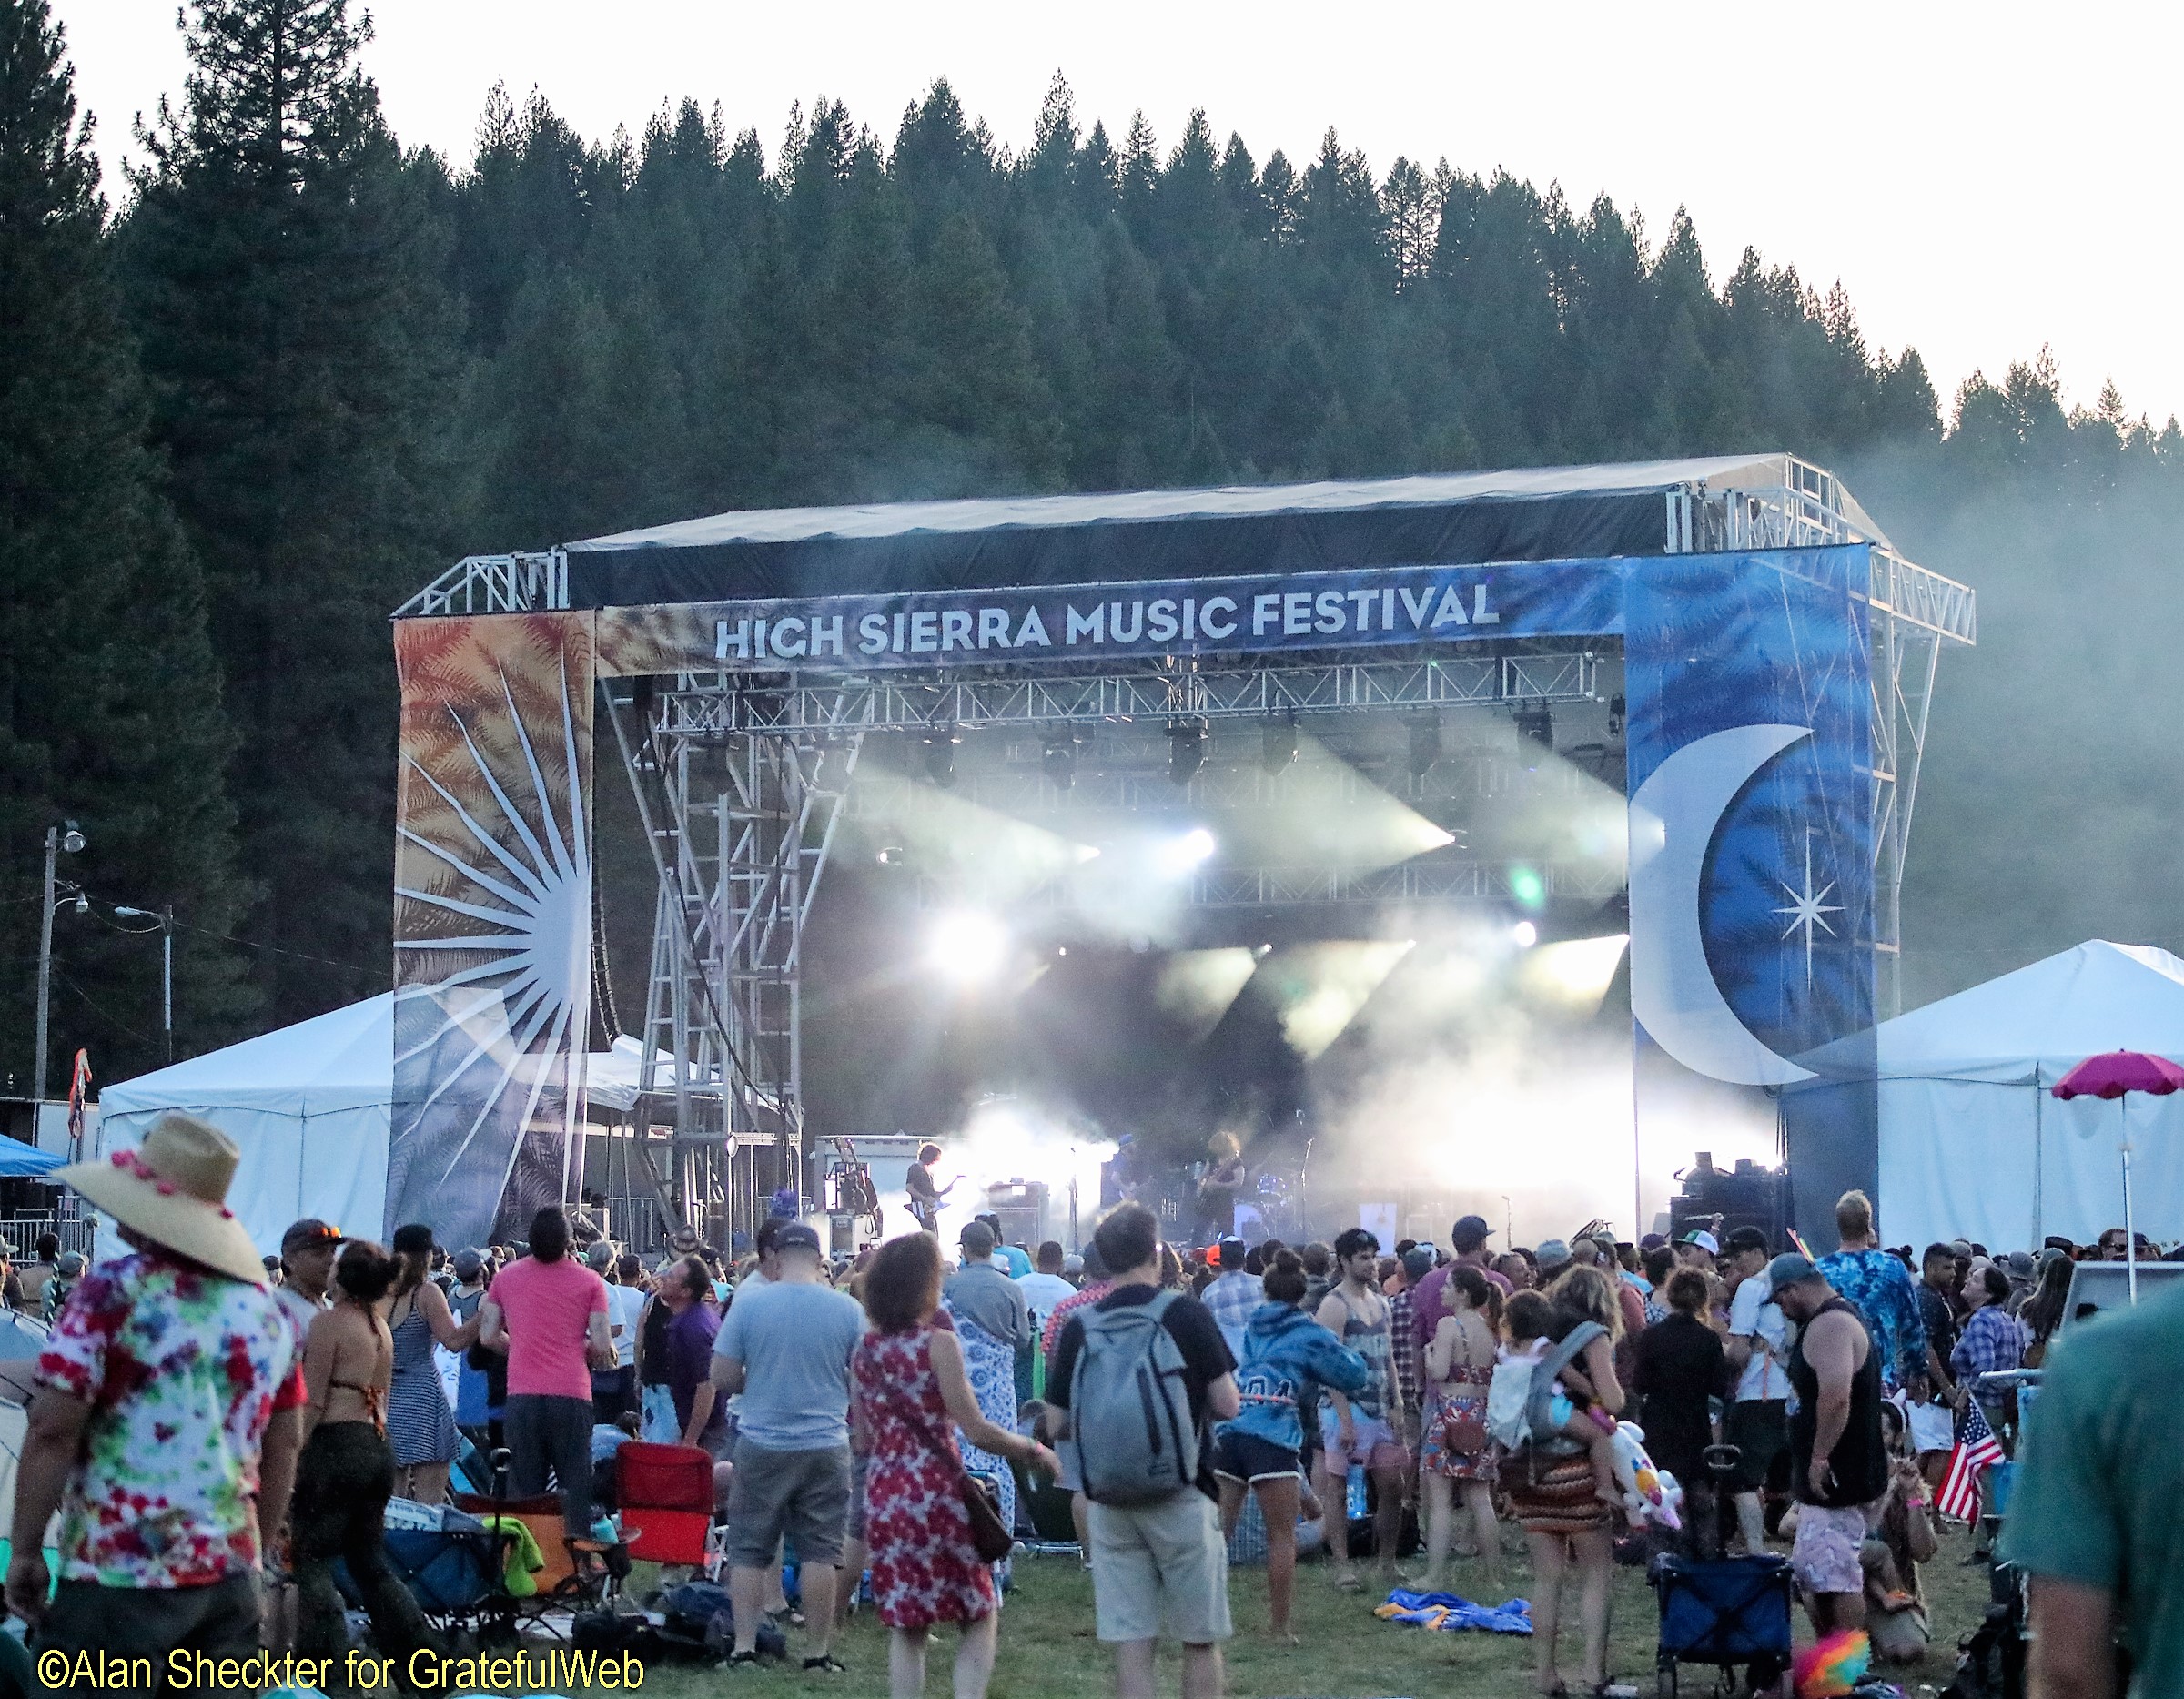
xmin=385 ymin=455 xmax=1972 ymax=1249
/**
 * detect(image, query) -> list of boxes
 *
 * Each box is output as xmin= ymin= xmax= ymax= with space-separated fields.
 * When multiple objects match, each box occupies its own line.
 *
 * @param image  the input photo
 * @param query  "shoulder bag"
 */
xmin=900 ymin=1376 xmax=1016 ymax=1564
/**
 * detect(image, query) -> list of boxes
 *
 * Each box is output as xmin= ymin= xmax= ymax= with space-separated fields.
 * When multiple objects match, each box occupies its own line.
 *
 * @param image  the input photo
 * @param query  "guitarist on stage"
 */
xmin=904 ymin=1141 xmax=956 ymax=1235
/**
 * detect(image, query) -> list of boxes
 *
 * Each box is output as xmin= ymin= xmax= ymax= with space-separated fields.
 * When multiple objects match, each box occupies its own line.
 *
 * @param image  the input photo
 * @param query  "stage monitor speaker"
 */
xmin=1669 ymin=1156 xmax=1790 ymax=1254
xmin=985 ymin=1179 xmax=1050 ymax=1250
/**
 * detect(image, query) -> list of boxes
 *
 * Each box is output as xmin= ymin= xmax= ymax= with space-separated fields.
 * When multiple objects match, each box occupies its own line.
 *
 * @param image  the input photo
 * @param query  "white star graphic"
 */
xmin=1775 ymin=835 xmax=1842 ymax=986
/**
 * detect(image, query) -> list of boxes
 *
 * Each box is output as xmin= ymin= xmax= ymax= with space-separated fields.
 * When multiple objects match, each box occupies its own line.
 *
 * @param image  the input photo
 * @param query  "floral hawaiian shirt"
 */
xmin=37 ymin=1249 xmax=305 ymax=1588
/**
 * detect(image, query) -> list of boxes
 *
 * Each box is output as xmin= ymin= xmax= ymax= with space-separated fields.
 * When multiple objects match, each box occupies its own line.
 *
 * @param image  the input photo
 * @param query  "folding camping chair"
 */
xmin=455 ymin=1451 xmax=629 ymax=1642
xmin=345 ymin=1523 xmax=509 ymax=1646
xmin=613 ymin=1441 xmax=717 ymax=1572
xmin=1651 ymin=1552 xmax=1794 ymax=1696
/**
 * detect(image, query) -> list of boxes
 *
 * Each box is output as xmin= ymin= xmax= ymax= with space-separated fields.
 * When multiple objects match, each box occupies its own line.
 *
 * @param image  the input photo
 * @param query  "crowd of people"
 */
xmin=2 ymin=1113 xmax=2174 ymax=1698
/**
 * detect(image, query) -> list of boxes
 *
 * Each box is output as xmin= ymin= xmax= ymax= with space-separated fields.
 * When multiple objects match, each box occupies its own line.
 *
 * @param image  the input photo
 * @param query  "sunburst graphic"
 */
xmin=391 ymin=662 xmax=591 ymax=1228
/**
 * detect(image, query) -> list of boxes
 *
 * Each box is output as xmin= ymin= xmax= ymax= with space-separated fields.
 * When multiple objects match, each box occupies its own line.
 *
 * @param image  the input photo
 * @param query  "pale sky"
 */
xmin=52 ymin=0 xmax=2184 ymax=427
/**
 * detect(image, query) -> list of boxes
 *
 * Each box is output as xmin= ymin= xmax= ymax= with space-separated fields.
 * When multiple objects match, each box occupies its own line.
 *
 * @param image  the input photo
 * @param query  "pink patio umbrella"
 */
xmin=2051 ymin=1050 xmax=2184 ymax=1302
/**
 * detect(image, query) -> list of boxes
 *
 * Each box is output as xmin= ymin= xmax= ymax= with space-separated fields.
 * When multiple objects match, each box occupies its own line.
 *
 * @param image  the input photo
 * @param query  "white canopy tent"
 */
xmin=1825 ymin=941 xmax=2184 ymax=1250
xmin=96 ymin=997 xmax=679 ymax=1258
xmin=97 ymin=995 xmax=397 ymax=1258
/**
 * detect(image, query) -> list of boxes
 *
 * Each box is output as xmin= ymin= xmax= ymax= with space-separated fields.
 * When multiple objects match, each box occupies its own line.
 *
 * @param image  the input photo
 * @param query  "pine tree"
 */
xmin=117 ymin=0 xmax=458 ymax=1024
xmin=0 ymin=0 xmax=252 ymax=1084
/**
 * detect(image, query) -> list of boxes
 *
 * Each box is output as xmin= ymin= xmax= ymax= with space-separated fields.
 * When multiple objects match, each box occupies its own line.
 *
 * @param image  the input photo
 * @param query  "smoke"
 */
xmin=1299 ymin=916 xmax=1775 ymax=1245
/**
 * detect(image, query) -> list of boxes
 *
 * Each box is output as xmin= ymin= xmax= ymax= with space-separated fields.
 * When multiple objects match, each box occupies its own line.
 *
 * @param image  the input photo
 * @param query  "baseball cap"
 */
xmin=1764 ymin=1252 xmax=1820 ymax=1296
xmin=775 ymin=1222 xmax=824 ymax=1256
xmin=1400 ymin=1245 xmax=1436 ymax=1282
xmin=584 ymin=1240 xmax=614 ymax=1270
xmin=1638 ymin=1232 xmax=1667 ymax=1251
xmin=281 ymin=1218 xmax=344 ymax=1254
xmin=1724 ymin=1226 xmax=1769 ymax=1257
xmin=1217 ymin=1236 xmax=1248 ymax=1269
xmin=1535 ymin=1238 xmax=1572 ymax=1271
xmin=56 ymin=1251 xmax=85 ymax=1278
xmin=1676 ymin=1229 xmax=1721 ymax=1256
xmin=451 ymin=1248 xmax=485 ymax=1282
xmin=1451 ymin=1214 xmax=1493 ymax=1249
xmin=959 ymin=1220 xmax=996 ymax=1257
xmin=1061 ymin=1253 xmax=1085 ymax=1277
xmin=669 ymin=1224 xmax=702 ymax=1251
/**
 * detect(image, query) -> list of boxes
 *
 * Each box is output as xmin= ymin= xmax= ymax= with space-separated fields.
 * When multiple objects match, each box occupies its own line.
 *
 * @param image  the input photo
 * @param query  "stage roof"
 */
xmin=555 ymin=452 xmax=1886 ymax=609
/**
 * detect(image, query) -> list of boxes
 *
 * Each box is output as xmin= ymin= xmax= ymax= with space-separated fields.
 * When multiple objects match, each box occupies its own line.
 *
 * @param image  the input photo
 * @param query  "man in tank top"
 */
xmin=1315 ymin=1227 xmax=1406 ymax=1588
xmin=1769 ymin=1253 xmax=1886 ymax=1636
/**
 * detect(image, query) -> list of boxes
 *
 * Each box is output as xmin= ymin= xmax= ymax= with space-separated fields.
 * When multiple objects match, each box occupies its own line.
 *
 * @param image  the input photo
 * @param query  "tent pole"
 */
xmin=2123 ymin=1098 xmax=2138 ymax=1305
xmin=2032 ymin=1069 xmax=2043 ymax=1249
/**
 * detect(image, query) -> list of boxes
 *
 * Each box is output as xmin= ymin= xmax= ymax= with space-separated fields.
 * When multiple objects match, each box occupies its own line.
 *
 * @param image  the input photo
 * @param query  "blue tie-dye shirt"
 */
xmin=1815 ymin=1248 xmax=1929 ymax=1391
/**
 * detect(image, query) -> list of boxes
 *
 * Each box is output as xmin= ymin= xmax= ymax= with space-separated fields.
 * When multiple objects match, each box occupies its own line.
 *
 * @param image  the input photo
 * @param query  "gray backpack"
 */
xmin=1061 ymin=1289 xmax=1198 ymax=1505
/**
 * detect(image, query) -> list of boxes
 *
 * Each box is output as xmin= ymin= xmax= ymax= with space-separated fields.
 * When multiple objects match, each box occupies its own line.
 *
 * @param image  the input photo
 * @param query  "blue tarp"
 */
xmin=0 ymin=1140 xmax=62 ymax=1178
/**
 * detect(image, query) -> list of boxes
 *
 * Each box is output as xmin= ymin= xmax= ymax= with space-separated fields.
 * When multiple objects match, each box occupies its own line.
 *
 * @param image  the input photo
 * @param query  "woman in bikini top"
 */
xmin=302 ymin=1244 xmax=395 ymax=1438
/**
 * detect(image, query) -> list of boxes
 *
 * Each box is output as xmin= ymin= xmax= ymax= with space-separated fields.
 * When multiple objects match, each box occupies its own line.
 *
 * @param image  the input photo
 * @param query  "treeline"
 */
xmin=2 ymin=0 xmax=2179 ymax=1087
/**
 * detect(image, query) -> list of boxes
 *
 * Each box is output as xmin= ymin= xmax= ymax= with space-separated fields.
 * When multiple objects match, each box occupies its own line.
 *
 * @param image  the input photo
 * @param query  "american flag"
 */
xmin=1936 ymin=1397 xmax=2005 ymax=1524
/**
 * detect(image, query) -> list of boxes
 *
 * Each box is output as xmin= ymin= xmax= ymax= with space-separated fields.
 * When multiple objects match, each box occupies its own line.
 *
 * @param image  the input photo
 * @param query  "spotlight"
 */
xmin=1260 ymin=714 xmax=1298 ymax=774
xmin=1158 ymin=827 xmax=1218 ymax=876
xmin=921 ymin=727 xmax=959 ymax=787
xmin=1607 ymin=693 xmax=1626 ymax=737
xmin=875 ymin=845 xmax=907 ymax=867
xmin=1168 ymin=718 xmax=1206 ymax=786
xmin=1511 ymin=920 xmax=1538 ymax=948
xmin=1043 ymin=733 xmax=1078 ymax=791
xmin=1408 ymin=715 xmax=1441 ymax=777
xmin=928 ymin=910 xmax=1009 ymax=984
xmin=1512 ymin=703 xmax=1554 ymax=751
xmin=1509 ymin=865 xmax=1546 ymax=911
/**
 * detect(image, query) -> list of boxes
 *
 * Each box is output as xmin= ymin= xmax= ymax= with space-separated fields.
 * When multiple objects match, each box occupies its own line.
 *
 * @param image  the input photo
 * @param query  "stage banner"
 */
xmin=592 ymin=558 xmax=1627 ymax=676
xmin=389 ymin=612 xmax=595 ymax=1249
xmin=1622 ymin=545 xmax=1876 ymax=1241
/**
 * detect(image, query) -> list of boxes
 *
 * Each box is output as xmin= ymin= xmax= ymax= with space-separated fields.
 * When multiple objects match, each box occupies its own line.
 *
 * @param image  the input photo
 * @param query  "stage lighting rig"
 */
xmin=1260 ymin=713 xmax=1298 ymax=774
xmin=1512 ymin=703 xmax=1554 ymax=752
xmin=1168 ymin=717 xmax=1207 ymax=785
xmin=1043 ymin=733 xmax=1078 ymax=790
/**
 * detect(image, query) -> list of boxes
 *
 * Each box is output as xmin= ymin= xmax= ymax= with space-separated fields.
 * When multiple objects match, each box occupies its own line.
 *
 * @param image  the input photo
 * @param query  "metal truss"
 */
xmin=929 ymin=857 xmax=1625 ymax=914
xmin=394 ymin=551 xmax=565 ymax=618
xmin=846 ymin=738 xmax=1617 ymax=822
xmin=658 ymin=652 xmax=1600 ymax=738
xmin=605 ymin=693 xmax=858 ymax=1235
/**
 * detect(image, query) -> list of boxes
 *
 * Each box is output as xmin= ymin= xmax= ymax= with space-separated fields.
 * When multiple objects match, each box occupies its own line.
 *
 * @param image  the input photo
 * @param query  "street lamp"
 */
xmin=34 ymin=821 xmax=85 ymax=1102
xmin=114 ymin=905 xmax=175 ymax=1063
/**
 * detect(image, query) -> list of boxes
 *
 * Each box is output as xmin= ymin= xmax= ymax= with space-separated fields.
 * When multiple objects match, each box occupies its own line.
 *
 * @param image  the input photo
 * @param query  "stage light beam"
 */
xmin=928 ymin=910 xmax=1010 ymax=985
xmin=1511 ymin=921 xmax=1538 ymax=948
xmin=1156 ymin=827 xmax=1218 ymax=876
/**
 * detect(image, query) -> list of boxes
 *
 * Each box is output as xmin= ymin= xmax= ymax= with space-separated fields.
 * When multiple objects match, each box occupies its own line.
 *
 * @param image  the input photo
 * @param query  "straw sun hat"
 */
xmin=54 ymin=1112 xmax=266 ymax=1286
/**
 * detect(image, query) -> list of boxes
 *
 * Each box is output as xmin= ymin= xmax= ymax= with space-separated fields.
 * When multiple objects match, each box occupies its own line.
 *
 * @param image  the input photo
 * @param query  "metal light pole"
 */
xmin=33 ymin=820 xmax=86 ymax=1101
xmin=115 ymin=905 xmax=175 ymax=1062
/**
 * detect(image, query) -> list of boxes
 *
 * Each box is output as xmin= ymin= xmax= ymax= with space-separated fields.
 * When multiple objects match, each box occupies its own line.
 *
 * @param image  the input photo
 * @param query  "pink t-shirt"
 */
xmin=491 ymin=1255 xmax=608 ymax=1401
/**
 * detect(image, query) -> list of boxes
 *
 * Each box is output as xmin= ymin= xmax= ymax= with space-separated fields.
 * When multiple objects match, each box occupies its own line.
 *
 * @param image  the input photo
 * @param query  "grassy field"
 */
xmin=621 ymin=1525 xmax=1992 ymax=1699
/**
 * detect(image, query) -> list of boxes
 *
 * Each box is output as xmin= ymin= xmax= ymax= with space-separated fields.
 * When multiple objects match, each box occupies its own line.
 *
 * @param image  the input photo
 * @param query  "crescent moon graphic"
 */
xmin=1628 ymin=723 xmax=1817 ymax=1086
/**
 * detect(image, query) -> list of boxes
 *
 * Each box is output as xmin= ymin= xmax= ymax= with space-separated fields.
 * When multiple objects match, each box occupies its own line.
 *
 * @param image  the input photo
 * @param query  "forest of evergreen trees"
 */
xmin=4 ymin=0 xmax=2181 ymax=1087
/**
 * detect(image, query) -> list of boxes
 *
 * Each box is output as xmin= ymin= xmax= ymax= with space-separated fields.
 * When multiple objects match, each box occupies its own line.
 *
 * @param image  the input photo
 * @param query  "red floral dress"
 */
xmin=853 ymin=1323 xmax=996 ymax=1629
